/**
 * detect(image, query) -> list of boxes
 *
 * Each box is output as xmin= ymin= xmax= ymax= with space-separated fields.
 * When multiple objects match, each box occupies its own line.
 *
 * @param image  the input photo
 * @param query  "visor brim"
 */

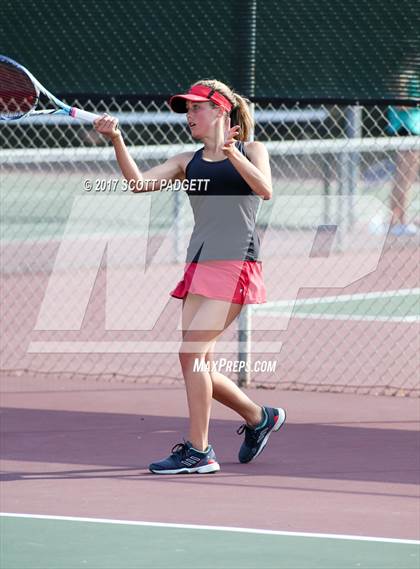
xmin=169 ymin=94 xmax=212 ymax=113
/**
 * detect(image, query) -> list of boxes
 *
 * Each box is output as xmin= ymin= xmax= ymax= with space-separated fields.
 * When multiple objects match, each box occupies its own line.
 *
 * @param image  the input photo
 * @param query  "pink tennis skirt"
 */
xmin=170 ymin=260 xmax=266 ymax=305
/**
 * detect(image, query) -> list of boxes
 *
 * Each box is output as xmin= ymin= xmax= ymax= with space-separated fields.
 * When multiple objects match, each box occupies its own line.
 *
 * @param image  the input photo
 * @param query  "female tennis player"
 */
xmin=94 ymin=80 xmax=286 ymax=474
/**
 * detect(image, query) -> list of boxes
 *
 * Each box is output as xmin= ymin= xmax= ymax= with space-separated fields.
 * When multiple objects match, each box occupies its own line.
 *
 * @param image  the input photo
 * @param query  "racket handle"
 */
xmin=70 ymin=107 xmax=100 ymax=122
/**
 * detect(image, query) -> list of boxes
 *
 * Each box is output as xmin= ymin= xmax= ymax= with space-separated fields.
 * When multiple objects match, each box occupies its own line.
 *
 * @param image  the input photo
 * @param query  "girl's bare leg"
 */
xmin=390 ymin=150 xmax=420 ymax=225
xmin=180 ymin=295 xmax=263 ymax=452
xmin=205 ymin=345 xmax=263 ymax=427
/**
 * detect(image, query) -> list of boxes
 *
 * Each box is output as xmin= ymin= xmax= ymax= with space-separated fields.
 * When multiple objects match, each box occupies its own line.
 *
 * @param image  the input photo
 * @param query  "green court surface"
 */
xmin=1 ymin=515 xmax=419 ymax=569
xmin=255 ymin=289 xmax=420 ymax=323
xmin=1 ymin=171 xmax=181 ymax=242
xmin=5 ymin=167 xmax=418 ymax=242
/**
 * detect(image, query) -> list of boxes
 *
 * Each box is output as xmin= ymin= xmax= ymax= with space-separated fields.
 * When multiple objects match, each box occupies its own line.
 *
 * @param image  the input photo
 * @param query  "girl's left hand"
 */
xmin=222 ymin=125 xmax=241 ymax=156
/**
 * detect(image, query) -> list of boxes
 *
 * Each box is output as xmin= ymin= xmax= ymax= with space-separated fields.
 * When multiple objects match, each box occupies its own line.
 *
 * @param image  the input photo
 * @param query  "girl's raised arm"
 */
xmin=94 ymin=114 xmax=192 ymax=192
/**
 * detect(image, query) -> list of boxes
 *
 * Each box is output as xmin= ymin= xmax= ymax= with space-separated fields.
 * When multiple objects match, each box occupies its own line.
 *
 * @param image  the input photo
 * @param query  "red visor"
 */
xmin=169 ymin=85 xmax=233 ymax=114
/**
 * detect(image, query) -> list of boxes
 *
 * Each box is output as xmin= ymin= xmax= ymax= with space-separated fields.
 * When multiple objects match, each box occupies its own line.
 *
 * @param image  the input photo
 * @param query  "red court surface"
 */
xmin=1 ymin=375 xmax=419 ymax=541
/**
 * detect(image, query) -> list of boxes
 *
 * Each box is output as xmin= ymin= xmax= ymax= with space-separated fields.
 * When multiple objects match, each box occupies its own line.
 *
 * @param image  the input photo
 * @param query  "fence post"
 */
xmin=236 ymin=0 xmax=257 ymax=388
xmin=173 ymin=191 xmax=184 ymax=263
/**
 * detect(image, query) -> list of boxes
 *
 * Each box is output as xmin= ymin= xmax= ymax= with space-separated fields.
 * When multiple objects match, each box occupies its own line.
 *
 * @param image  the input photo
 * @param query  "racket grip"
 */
xmin=70 ymin=107 xmax=100 ymax=122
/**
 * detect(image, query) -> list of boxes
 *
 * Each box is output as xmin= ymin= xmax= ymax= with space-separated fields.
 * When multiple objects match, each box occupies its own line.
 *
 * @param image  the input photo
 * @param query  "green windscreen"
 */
xmin=2 ymin=0 xmax=419 ymax=103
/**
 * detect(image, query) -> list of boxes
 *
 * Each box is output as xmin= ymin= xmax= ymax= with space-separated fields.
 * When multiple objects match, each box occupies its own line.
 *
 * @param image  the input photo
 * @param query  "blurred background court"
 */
xmin=1 ymin=1 xmax=419 ymax=567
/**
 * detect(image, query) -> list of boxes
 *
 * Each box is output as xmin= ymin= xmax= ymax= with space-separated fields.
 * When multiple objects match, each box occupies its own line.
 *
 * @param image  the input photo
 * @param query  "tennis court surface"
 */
xmin=1 ymin=379 xmax=419 ymax=568
xmin=2 ymin=515 xmax=419 ymax=569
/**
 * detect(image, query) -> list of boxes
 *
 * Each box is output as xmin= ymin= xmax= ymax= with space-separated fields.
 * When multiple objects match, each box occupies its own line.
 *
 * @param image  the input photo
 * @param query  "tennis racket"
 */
xmin=0 ymin=55 xmax=99 ymax=122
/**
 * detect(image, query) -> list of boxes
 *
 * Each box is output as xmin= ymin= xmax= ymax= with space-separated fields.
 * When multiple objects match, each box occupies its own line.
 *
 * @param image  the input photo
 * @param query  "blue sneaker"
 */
xmin=237 ymin=406 xmax=286 ymax=463
xmin=149 ymin=441 xmax=220 ymax=475
xmin=390 ymin=223 xmax=418 ymax=237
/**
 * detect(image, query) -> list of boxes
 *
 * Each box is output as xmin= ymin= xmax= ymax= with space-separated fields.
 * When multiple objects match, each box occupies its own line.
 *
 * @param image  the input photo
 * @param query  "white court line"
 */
xmin=254 ymin=313 xmax=419 ymax=324
xmin=1 ymin=229 xmax=166 ymax=246
xmin=1 ymin=513 xmax=419 ymax=546
xmin=255 ymin=288 xmax=420 ymax=310
xmin=254 ymin=288 xmax=420 ymax=323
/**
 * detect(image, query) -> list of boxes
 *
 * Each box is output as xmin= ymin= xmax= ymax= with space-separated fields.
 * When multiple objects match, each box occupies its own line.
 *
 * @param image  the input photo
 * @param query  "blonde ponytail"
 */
xmin=191 ymin=79 xmax=254 ymax=141
xmin=231 ymin=93 xmax=254 ymax=142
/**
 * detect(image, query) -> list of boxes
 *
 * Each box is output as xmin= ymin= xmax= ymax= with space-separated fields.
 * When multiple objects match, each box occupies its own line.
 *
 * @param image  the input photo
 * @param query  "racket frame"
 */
xmin=0 ymin=55 xmax=99 ymax=122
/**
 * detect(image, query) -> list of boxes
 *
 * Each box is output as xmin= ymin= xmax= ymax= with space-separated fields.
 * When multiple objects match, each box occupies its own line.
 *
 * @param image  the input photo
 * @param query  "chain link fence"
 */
xmin=1 ymin=102 xmax=419 ymax=395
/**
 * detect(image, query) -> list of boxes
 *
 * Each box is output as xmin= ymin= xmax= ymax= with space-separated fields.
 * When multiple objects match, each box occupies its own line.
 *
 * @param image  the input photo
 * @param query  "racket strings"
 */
xmin=0 ymin=60 xmax=38 ymax=119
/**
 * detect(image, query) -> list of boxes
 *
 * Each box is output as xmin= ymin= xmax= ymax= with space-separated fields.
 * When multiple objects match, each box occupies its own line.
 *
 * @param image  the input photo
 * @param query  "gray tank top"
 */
xmin=185 ymin=142 xmax=262 ymax=263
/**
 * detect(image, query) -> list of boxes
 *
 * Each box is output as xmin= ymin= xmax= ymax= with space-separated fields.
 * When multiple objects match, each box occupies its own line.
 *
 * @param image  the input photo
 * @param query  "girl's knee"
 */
xmin=178 ymin=344 xmax=205 ymax=365
xmin=179 ymin=333 xmax=217 ymax=372
xmin=178 ymin=347 xmax=194 ymax=364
